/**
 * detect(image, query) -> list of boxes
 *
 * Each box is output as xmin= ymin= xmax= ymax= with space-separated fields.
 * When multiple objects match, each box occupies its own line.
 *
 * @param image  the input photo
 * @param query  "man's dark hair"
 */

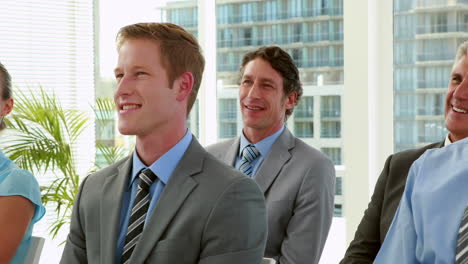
xmin=239 ymin=46 xmax=303 ymax=119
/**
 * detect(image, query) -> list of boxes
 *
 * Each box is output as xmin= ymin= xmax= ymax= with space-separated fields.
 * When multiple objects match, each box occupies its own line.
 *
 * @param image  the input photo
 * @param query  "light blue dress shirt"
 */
xmin=115 ymin=131 xmax=192 ymax=263
xmin=0 ymin=150 xmax=45 ymax=264
xmin=375 ymin=137 xmax=468 ymax=263
xmin=235 ymin=125 xmax=285 ymax=178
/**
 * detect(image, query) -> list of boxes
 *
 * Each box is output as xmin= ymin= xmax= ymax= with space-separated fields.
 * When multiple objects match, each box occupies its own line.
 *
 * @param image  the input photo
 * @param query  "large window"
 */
xmin=393 ymin=0 xmax=468 ymax=151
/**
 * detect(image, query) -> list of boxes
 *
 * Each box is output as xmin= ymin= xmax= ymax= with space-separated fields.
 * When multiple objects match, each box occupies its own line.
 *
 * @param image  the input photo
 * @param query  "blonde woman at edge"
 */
xmin=0 ymin=62 xmax=45 ymax=264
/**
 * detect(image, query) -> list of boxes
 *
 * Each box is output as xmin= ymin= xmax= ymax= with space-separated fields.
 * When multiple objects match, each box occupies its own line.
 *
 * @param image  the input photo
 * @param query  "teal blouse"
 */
xmin=0 ymin=151 xmax=45 ymax=264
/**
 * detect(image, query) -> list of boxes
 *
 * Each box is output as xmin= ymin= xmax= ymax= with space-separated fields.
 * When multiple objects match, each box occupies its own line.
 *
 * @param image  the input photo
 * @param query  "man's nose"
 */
xmin=115 ymin=76 xmax=133 ymax=97
xmin=247 ymin=81 xmax=261 ymax=98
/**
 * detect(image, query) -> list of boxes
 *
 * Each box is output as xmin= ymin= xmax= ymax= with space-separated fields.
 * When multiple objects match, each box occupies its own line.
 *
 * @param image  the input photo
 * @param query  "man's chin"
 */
xmin=243 ymin=122 xmax=267 ymax=131
xmin=118 ymin=126 xmax=137 ymax=136
xmin=446 ymin=121 xmax=468 ymax=141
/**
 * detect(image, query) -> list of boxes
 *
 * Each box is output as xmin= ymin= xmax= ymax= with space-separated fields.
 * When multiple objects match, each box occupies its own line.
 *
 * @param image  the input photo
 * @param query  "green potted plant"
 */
xmin=2 ymin=89 xmax=128 ymax=238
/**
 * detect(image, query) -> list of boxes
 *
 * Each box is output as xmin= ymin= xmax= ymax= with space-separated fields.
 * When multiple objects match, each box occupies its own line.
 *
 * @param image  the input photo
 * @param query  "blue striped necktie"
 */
xmin=121 ymin=168 xmax=157 ymax=264
xmin=239 ymin=144 xmax=260 ymax=177
xmin=456 ymin=206 xmax=468 ymax=264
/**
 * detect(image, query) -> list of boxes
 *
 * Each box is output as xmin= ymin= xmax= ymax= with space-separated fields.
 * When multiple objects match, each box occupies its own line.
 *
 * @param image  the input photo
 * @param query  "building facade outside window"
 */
xmin=393 ymin=0 xmax=468 ymax=152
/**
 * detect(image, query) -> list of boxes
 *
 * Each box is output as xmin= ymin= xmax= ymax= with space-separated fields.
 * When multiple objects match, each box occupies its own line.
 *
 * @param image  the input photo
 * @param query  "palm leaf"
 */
xmin=95 ymin=143 xmax=128 ymax=169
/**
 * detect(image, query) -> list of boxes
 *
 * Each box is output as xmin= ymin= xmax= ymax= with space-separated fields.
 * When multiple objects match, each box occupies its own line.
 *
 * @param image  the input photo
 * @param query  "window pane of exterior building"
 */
xmin=322 ymin=147 xmax=342 ymax=165
xmin=334 ymin=204 xmax=343 ymax=217
xmin=335 ymin=176 xmax=343 ymax=195
xmin=394 ymin=0 xmax=468 ymax=152
xmin=321 ymin=95 xmax=341 ymax=138
xmin=294 ymin=96 xmax=314 ymax=138
xmin=218 ymin=98 xmax=238 ymax=139
xmin=321 ymin=121 xmax=341 ymax=138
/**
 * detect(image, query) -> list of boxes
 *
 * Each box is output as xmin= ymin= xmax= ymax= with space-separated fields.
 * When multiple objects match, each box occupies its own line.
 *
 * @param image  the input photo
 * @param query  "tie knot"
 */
xmin=241 ymin=144 xmax=260 ymax=163
xmin=138 ymin=168 xmax=157 ymax=191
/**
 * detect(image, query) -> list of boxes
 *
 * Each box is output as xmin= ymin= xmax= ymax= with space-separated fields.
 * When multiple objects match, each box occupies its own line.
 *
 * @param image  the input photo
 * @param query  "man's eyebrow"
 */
xmin=113 ymin=65 xmax=148 ymax=73
xmin=132 ymin=65 xmax=147 ymax=71
xmin=241 ymin=74 xmax=276 ymax=83
xmin=451 ymin=72 xmax=462 ymax=78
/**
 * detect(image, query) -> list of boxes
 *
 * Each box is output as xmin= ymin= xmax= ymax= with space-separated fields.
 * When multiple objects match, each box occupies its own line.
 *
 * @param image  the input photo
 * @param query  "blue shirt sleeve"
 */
xmin=0 ymin=167 xmax=46 ymax=223
xmin=374 ymin=154 xmax=423 ymax=263
xmin=377 ymin=138 xmax=468 ymax=262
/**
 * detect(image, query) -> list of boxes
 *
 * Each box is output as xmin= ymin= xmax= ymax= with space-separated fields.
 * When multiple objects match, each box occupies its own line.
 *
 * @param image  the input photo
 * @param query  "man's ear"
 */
xmin=284 ymin=92 xmax=297 ymax=110
xmin=1 ymin=98 xmax=13 ymax=116
xmin=175 ymin=72 xmax=194 ymax=102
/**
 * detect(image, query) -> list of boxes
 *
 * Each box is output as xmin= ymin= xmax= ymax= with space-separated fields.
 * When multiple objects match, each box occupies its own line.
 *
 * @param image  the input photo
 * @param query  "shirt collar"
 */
xmin=130 ymin=130 xmax=193 ymax=189
xmin=239 ymin=125 xmax=285 ymax=158
xmin=444 ymin=134 xmax=452 ymax=147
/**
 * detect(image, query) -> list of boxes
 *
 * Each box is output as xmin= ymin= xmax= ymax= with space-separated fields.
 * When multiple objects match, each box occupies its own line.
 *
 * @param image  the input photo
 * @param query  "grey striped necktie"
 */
xmin=239 ymin=144 xmax=260 ymax=177
xmin=456 ymin=206 xmax=468 ymax=264
xmin=121 ymin=168 xmax=157 ymax=264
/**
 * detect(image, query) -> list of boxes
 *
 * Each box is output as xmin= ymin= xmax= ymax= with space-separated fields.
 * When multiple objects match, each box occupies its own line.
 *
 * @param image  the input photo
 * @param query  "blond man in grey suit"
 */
xmin=61 ymin=23 xmax=267 ymax=264
xmin=207 ymin=46 xmax=336 ymax=264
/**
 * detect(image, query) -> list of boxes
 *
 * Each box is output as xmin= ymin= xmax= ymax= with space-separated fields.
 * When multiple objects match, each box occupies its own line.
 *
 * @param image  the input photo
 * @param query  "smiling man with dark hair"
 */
xmin=208 ymin=46 xmax=335 ymax=264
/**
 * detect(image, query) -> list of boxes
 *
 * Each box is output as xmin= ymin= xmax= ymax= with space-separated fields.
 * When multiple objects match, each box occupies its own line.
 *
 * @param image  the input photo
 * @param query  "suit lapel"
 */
xmin=224 ymin=137 xmax=240 ymax=166
xmin=129 ymin=138 xmax=203 ymax=263
xmin=100 ymin=156 xmax=132 ymax=263
xmin=255 ymin=128 xmax=294 ymax=193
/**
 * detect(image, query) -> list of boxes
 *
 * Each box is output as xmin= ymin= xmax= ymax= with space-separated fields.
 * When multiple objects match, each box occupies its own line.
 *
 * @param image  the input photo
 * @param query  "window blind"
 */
xmin=0 ymin=0 xmax=95 ymax=262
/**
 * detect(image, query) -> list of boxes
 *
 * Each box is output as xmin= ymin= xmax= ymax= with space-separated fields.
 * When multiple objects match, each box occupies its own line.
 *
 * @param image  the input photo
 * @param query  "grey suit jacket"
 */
xmin=60 ymin=138 xmax=267 ymax=264
xmin=207 ymin=128 xmax=336 ymax=264
xmin=340 ymin=141 xmax=444 ymax=263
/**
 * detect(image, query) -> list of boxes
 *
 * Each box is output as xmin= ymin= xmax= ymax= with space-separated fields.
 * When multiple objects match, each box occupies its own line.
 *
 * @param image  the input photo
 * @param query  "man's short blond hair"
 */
xmin=116 ymin=23 xmax=205 ymax=115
